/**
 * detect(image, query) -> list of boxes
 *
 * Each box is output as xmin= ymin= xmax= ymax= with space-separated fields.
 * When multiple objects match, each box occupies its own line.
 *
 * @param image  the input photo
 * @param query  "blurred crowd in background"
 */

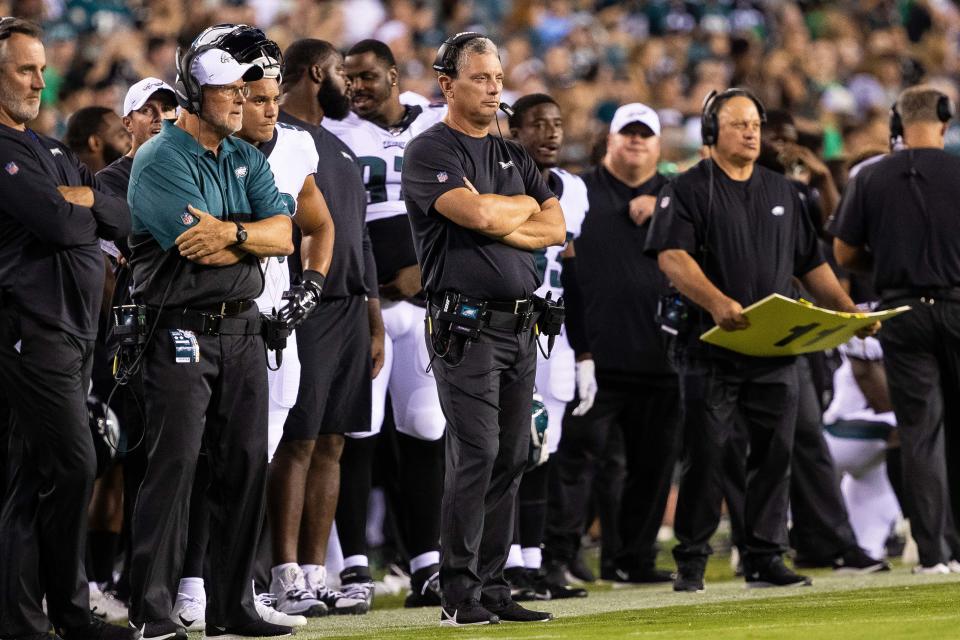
xmin=10 ymin=0 xmax=960 ymax=179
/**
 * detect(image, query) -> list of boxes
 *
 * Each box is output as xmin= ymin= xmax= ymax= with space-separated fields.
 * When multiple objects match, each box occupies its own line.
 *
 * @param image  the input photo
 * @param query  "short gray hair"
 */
xmin=452 ymin=37 xmax=498 ymax=78
xmin=897 ymin=85 xmax=950 ymax=126
xmin=0 ymin=18 xmax=43 ymax=61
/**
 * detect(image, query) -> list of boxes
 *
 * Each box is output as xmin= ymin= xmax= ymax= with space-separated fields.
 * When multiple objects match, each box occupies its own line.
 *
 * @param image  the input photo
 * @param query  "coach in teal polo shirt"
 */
xmin=125 ymin=28 xmax=297 ymax=640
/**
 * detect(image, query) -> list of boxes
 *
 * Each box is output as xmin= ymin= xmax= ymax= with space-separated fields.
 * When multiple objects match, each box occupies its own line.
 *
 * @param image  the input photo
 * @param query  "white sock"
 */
xmin=270 ymin=562 xmax=300 ymax=589
xmin=506 ymin=544 xmax=524 ymax=570
xmin=522 ymin=547 xmax=542 ymax=570
xmin=342 ymin=555 xmax=369 ymax=571
xmin=410 ymin=551 xmax=440 ymax=575
xmin=178 ymin=577 xmax=205 ymax=602
xmin=300 ymin=563 xmax=326 ymax=588
xmin=89 ymin=581 xmax=102 ymax=595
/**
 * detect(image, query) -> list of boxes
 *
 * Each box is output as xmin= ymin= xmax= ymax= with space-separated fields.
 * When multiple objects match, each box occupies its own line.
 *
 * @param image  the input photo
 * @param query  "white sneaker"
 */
xmin=90 ymin=588 xmax=129 ymax=623
xmin=311 ymin=583 xmax=368 ymax=615
xmin=270 ymin=565 xmax=328 ymax=617
xmin=340 ymin=579 xmax=375 ymax=610
xmin=948 ymin=560 xmax=960 ymax=574
xmin=255 ymin=593 xmax=307 ymax=627
xmin=171 ymin=592 xmax=206 ymax=632
xmin=913 ymin=563 xmax=951 ymax=575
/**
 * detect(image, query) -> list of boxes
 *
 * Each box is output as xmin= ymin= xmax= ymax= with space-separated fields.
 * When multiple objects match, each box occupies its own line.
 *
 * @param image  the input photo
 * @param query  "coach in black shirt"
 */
xmin=402 ymin=33 xmax=564 ymax=626
xmin=545 ymin=103 xmax=679 ymax=585
xmin=646 ymin=88 xmax=868 ymax=591
xmin=0 ymin=19 xmax=133 ymax=640
xmin=832 ymin=85 xmax=960 ymax=572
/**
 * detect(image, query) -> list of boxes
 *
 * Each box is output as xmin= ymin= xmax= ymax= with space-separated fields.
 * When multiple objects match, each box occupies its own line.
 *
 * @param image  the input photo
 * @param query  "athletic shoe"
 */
xmin=601 ymin=564 xmax=674 ymax=584
xmin=404 ymin=565 xmax=442 ymax=608
xmin=567 ymin=552 xmax=596 ymax=583
xmin=170 ymin=593 xmax=205 ymax=632
xmin=913 ymin=562 xmax=951 ymax=575
xmin=948 ymin=559 xmax=960 ymax=573
xmin=745 ymin=556 xmax=813 ymax=588
xmin=439 ymin=599 xmax=499 ymax=626
xmin=270 ymin=565 xmax=327 ymax=617
xmin=21 ymin=634 xmax=63 ymax=640
xmin=532 ymin=569 xmax=587 ymax=600
xmin=203 ymin=619 xmax=292 ymax=639
xmin=129 ymin=620 xmax=187 ymax=640
xmin=312 ymin=583 xmax=368 ymax=615
xmin=90 ymin=589 xmax=129 ymax=623
xmin=481 ymin=597 xmax=553 ymax=623
xmin=504 ymin=566 xmax=537 ymax=601
xmin=832 ymin=547 xmax=890 ymax=574
xmin=60 ymin=619 xmax=139 ymax=640
xmin=339 ymin=566 xmax=375 ymax=611
xmin=254 ymin=593 xmax=307 ymax=627
xmin=673 ymin=557 xmax=706 ymax=593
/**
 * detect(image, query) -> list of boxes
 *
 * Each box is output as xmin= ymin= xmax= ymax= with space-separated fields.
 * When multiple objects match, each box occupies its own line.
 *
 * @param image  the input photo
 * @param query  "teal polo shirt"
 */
xmin=129 ymin=120 xmax=287 ymax=250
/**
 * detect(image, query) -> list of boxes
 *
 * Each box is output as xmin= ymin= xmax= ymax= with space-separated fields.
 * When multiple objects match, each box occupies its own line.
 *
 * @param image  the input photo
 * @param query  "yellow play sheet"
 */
xmin=699 ymin=294 xmax=910 ymax=357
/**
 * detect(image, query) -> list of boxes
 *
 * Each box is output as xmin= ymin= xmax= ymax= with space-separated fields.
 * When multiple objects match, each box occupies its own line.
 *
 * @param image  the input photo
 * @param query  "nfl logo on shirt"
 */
xmin=5 ymin=161 xmax=18 ymax=176
xmin=437 ymin=171 xmax=448 ymax=183
xmin=181 ymin=211 xmax=194 ymax=225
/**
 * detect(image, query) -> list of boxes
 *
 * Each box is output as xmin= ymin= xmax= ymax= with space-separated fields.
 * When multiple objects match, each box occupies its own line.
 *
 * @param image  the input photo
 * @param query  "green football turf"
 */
xmin=277 ymin=569 xmax=960 ymax=640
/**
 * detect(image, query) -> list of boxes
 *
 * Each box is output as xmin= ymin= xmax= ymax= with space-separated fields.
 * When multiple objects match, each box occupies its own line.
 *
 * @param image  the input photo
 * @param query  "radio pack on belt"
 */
xmin=656 ymin=291 xmax=690 ymax=336
xmin=532 ymin=291 xmax=564 ymax=358
xmin=436 ymin=291 xmax=488 ymax=340
xmin=112 ymin=304 xmax=148 ymax=363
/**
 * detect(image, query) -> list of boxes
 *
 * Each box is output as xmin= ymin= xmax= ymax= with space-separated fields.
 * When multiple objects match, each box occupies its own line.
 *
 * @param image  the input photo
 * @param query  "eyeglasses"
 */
xmin=205 ymin=83 xmax=250 ymax=100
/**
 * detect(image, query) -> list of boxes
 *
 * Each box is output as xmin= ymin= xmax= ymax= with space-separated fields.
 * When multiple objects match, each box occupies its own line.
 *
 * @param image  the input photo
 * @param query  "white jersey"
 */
xmin=534 ymin=168 xmax=589 ymax=301
xmin=254 ymin=122 xmax=319 ymax=314
xmin=823 ymin=336 xmax=897 ymax=427
xmin=324 ymin=102 xmax=446 ymax=224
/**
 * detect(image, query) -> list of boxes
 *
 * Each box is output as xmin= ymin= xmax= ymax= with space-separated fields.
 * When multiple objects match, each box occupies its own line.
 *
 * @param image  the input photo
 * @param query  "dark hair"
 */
xmin=763 ymin=109 xmax=795 ymax=131
xmin=282 ymin=38 xmax=337 ymax=86
xmin=346 ymin=39 xmax=396 ymax=67
xmin=64 ymin=106 xmax=114 ymax=153
xmin=508 ymin=93 xmax=559 ymax=129
xmin=0 ymin=17 xmax=42 ymax=43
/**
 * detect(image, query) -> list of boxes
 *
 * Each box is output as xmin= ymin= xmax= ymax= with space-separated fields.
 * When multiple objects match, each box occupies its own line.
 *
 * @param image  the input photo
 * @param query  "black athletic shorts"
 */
xmin=281 ymin=294 xmax=372 ymax=439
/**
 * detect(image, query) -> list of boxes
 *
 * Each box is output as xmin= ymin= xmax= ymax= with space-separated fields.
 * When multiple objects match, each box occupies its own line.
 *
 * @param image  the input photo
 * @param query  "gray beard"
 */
xmin=0 ymin=87 xmax=40 ymax=125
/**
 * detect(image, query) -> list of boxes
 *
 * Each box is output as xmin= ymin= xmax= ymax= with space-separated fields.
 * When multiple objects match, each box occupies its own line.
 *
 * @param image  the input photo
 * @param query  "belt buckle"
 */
xmin=202 ymin=312 xmax=222 ymax=336
xmin=515 ymin=299 xmax=533 ymax=332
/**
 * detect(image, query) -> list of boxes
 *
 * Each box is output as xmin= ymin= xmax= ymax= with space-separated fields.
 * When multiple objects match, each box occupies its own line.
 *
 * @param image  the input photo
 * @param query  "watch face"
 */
xmin=237 ymin=227 xmax=248 ymax=243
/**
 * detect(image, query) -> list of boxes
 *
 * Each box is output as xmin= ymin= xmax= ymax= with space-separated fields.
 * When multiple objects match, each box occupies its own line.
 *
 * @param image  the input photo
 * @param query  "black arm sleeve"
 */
xmin=560 ymin=256 xmax=589 ymax=356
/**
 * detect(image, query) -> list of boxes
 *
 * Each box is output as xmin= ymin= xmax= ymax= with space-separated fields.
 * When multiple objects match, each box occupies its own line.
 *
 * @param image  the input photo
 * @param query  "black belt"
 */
xmin=429 ymin=295 xmax=538 ymax=333
xmin=880 ymin=287 xmax=960 ymax=305
xmin=148 ymin=301 xmax=261 ymax=336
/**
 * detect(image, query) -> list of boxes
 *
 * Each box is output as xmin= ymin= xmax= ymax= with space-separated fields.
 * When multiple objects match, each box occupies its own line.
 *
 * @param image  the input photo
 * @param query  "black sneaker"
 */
xmin=673 ymin=558 xmax=706 ymax=593
xmin=833 ymin=547 xmax=890 ymax=574
xmin=439 ymin=599 xmax=499 ymax=626
xmin=568 ymin=552 xmax=596 ymax=583
xmin=481 ymin=597 xmax=553 ymax=623
xmin=745 ymin=555 xmax=813 ymax=588
xmin=21 ymin=634 xmax=64 ymax=640
xmin=504 ymin=567 xmax=537 ymax=601
xmin=61 ymin=618 xmax=140 ymax=640
xmin=404 ymin=565 xmax=442 ymax=608
xmin=532 ymin=569 xmax=587 ymax=600
xmin=601 ymin=565 xmax=674 ymax=584
xmin=203 ymin=619 xmax=293 ymax=639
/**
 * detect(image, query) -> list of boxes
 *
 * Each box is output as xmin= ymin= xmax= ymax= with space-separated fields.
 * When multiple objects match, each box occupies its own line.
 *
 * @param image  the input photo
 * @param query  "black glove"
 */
xmin=277 ymin=270 xmax=325 ymax=330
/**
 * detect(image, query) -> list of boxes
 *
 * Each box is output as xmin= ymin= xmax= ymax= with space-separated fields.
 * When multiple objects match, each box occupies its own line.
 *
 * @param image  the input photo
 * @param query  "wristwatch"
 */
xmin=234 ymin=221 xmax=247 ymax=245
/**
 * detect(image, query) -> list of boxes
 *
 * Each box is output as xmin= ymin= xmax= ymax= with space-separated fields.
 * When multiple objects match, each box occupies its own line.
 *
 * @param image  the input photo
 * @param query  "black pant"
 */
xmin=129 ymin=315 xmax=267 ymax=627
xmin=673 ymin=357 xmax=798 ymax=564
xmin=789 ymin=356 xmax=858 ymax=560
xmin=0 ymin=308 xmax=96 ymax=636
xmin=880 ymin=298 xmax=960 ymax=566
xmin=545 ymin=374 xmax=680 ymax=570
xmin=431 ymin=323 xmax=537 ymax=606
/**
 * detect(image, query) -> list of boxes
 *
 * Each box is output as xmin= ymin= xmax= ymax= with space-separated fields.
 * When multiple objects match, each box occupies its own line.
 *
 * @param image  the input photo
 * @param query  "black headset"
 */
xmin=700 ymin=88 xmax=767 ymax=146
xmin=432 ymin=31 xmax=485 ymax=75
xmin=889 ymin=92 xmax=953 ymax=149
xmin=175 ymin=24 xmax=267 ymax=115
xmin=0 ymin=17 xmax=15 ymax=39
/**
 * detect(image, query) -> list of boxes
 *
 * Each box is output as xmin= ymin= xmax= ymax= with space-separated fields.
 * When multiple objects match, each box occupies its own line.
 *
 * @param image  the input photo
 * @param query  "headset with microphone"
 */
xmin=700 ymin=87 xmax=767 ymax=147
xmin=433 ymin=31 xmax=513 ymax=117
xmin=889 ymin=92 xmax=953 ymax=151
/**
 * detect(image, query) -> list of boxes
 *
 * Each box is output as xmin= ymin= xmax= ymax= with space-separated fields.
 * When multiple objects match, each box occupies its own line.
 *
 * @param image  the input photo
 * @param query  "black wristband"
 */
xmin=303 ymin=269 xmax=326 ymax=290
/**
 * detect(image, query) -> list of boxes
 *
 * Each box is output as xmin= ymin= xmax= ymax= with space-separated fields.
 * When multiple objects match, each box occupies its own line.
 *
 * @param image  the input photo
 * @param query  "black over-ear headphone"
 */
xmin=700 ymin=88 xmax=767 ymax=146
xmin=175 ymin=24 xmax=258 ymax=115
xmin=0 ymin=17 xmax=15 ymax=40
xmin=889 ymin=92 xmax=953 ymax=149
xmin=432 ymin=31 xmax=485 ymax=76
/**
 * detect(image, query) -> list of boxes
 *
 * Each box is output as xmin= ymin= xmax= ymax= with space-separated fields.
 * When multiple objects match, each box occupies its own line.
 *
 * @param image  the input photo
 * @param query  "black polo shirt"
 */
xmin=97 ymin=155 xmax=133 ymax=198
xmin=577 ymin=165 xmax=673 ymax=376
xmin=645 ymin=159 xmax=823 ymax=360
xmin=402 ymin=123 xmax=554 ymax=300
xmin=279 ymin=110 xmax=377 ymax=299
xmin=0 ymin=124 xmax=130 ymax=339
xmin=829 ymin=148 xmax=960 ymax=293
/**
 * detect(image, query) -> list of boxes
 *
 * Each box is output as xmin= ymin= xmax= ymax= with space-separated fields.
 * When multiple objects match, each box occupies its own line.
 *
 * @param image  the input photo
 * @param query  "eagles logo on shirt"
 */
xmin=437 ymin=172 xmax=448 ymax=183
